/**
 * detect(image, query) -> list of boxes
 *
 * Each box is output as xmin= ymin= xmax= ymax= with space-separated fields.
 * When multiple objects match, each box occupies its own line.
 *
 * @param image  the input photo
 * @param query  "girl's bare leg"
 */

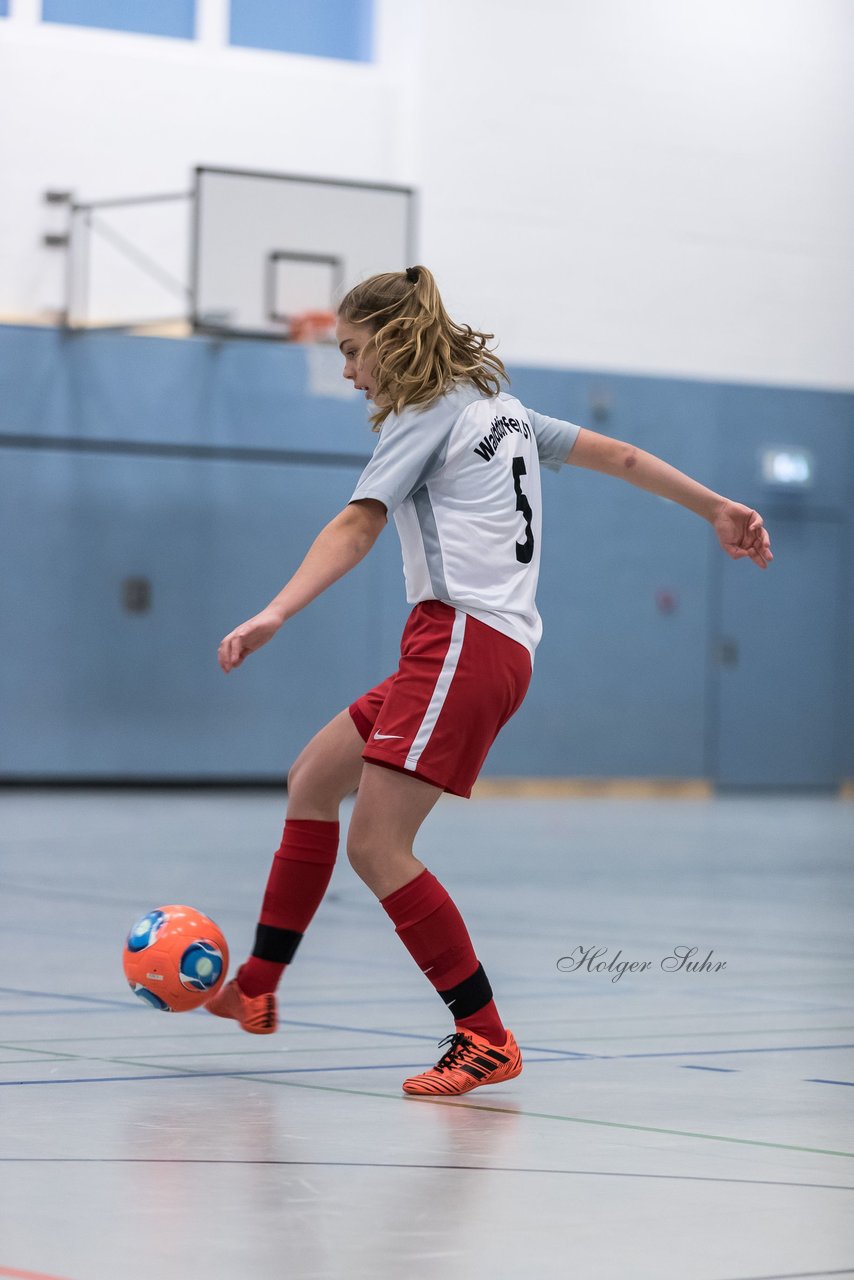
xmin=285 ymin=708 xmax=367 ymax=820
xmin=345 ymin=761 xmax=443 ymax=898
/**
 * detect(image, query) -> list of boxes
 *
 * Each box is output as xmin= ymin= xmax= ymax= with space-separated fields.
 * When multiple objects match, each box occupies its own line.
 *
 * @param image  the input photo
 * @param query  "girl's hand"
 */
xmin=218 ymin=607 xmax=284 ymax=673
xmin=712 ymin=500 xmax=773 ymax=569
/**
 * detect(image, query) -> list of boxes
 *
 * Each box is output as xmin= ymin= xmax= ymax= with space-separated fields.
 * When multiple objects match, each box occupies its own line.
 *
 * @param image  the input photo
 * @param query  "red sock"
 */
xmin=237 ymin=818 xmax=338 ymax=996
xmin=380 ymin=868 xmax=506 ymax=1045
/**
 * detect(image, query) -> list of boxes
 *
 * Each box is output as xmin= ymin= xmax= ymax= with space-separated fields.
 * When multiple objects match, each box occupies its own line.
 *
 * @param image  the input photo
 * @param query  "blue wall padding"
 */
xmin=1 ymin=325 xmax=851 ymax=784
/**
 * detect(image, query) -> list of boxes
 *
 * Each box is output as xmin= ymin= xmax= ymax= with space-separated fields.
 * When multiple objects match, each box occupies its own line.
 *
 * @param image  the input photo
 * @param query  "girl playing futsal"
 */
xmin=206 ymin=265 xmax=772 ymax=1096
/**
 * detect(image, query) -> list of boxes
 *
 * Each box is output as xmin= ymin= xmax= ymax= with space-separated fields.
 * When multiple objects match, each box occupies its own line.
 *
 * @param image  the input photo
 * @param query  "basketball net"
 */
xmin=288 ymin=310 xmax=336 ymax=343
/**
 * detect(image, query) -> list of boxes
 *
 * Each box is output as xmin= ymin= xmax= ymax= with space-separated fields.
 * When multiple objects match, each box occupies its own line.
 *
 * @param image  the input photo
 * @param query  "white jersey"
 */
xmin=349 ymin=384 xmax=581 ymax=658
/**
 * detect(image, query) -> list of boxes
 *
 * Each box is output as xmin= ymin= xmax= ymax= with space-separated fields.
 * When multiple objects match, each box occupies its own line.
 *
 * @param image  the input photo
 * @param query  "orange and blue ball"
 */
xmin=123 ymin=904 xmax=229 ymax=1012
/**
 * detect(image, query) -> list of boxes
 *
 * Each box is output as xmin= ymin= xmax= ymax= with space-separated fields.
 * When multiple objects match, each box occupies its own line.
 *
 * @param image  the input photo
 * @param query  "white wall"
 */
xmin=415 ymin=0 xmax=854 ymax=390
xmin=1 ymin=0 xmax=852 ymax=389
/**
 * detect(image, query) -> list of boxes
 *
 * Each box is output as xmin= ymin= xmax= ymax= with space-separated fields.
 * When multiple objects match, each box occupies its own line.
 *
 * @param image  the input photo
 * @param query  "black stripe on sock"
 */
xmin=253 ymin=923 xmax=303 ymax=965
xmin=437 ymin=962 xmax=493 ymax=1019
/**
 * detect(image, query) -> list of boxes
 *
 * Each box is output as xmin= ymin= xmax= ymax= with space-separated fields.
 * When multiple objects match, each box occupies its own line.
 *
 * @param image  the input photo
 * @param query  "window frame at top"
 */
xmin=228 ymin=0 xmax=374 ymax=64
xmin=40 ymin=0 xmax=196 ymax=41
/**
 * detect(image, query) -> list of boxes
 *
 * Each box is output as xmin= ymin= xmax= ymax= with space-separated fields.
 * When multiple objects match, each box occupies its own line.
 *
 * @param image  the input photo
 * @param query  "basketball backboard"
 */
xmin=191 ymin=166 xmax=416 ymax=339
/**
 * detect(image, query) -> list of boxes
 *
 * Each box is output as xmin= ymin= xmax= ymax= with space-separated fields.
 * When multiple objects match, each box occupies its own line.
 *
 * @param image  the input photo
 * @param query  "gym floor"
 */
xmin=1 ymin=788 xmax=852 ymax=1280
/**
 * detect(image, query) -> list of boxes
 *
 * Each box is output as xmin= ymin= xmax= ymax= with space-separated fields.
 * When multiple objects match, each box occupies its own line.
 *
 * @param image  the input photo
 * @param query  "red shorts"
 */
xmin=349 ymin=601 xmax=532 ymax=798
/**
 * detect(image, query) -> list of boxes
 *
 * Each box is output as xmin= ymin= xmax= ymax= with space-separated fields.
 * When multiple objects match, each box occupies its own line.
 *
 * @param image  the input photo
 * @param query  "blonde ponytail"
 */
xmin=338 ymin=265 xmax=507 ymax=430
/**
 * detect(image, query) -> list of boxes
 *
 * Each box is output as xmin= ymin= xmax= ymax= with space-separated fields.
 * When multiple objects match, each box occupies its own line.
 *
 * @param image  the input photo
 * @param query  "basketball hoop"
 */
xmin=287 ymin=310 xmax=337 ymax=343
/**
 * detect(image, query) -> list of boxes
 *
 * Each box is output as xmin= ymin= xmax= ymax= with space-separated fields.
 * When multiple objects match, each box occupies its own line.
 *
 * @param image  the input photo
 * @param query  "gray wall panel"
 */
xmin=1 ymin=325 xmax=851 ymax=785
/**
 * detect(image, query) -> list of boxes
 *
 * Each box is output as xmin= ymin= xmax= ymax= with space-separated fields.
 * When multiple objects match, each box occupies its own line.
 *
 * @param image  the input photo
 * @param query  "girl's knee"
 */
xmin=346 ymin=828 xmax=422 ymax=898
xmin=345 ymin=828 xmax=376 ymax=880
xmin=286 ymin=754 xmax=342 ymax=821
xmin=346 ymin=825 xmax=398 ymax=887
xmin=285 ymin=755 xmax=312 ymax=805
xmin=286 ymin=715 xmax=365 ymax=815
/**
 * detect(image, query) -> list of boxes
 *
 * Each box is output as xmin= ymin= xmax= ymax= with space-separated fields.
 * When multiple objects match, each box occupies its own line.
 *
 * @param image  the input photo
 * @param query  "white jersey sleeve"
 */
xmin=528 ymin=408 xmax=581 ymax=471
xmin=349 ymin=393 xmax=463 ymax=516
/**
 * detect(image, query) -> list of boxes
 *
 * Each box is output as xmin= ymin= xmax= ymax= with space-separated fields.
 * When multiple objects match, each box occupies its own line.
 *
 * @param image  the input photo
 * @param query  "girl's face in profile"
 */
xmin=336 ymin=318 xmax=379 ymax=402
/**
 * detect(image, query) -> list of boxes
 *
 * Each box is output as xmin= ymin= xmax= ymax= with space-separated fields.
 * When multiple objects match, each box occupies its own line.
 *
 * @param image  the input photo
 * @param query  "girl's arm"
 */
xmin=218 ymin=499 xmax=387 ymax=673
xmin=566 ymin=428 xmax=773 ymax=569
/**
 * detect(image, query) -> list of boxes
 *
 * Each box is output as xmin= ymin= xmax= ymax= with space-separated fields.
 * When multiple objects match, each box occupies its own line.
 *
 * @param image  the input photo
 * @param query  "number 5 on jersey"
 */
xmin=512 ymin=457 xmax=535 ymax=564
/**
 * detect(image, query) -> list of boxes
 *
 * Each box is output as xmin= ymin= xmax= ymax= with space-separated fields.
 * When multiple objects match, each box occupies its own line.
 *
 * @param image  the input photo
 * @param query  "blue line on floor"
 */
xmin=0 ymin=1008 xmax=138 ymax=1018
xmin=277 ymin=1017 xmax=475 ymax=1044
xmin=509 ymin=1042 xmax=593 ymax=1058
xmin=0 ymin=1056 xmax=567 ymax=1087
xmin=805 ymin=1078 xmax=854 ymax=1087
xmin=278 ymin=1018 xmax=596 ymax=1057
xmin=3 ymin=991 xmax=850 ymax=1065
xmin=681 ymin=1065 xmax=738 ymax=1072
xmin=0 ymin=994 xmax=593 ymax=1056
xmin=0 ymin=987 xmax=136 ymax=1010
xmin=616 ymin=1044 xmax=854 ymax=1059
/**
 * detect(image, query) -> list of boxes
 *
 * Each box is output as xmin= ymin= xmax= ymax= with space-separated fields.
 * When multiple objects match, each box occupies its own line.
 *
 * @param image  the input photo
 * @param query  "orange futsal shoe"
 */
xmin=204 ymin=978 xmax=278 ymax=1035
xmin=402 ymin=1029 xmax=522 ymax=1097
